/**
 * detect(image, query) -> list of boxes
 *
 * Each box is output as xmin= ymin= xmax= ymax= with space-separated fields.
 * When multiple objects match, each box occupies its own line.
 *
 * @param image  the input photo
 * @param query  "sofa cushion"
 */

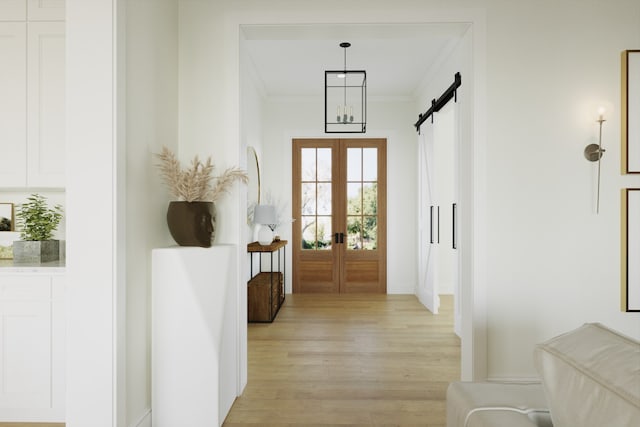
xmin=534 ymin=323 xmax=640 ymax=427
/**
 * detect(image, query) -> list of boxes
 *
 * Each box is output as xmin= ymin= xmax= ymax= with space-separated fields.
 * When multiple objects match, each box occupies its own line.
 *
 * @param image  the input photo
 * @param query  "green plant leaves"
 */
xmin=16 ymin=194 xmax=63 ymax=241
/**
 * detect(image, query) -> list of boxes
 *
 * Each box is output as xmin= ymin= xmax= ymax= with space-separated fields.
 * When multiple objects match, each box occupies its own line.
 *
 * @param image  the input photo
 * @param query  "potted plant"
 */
xmin=155 ymin=146 xmax=248 ymax=247
xmin=13 ymin=194 xmax=63 ymax=263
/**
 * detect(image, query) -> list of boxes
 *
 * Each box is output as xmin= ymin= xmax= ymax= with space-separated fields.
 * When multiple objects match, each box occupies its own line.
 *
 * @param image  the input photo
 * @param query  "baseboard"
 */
xmin=130 ymin=408 xmax=151 ymax=427
xmin=486 ymin=376 xmax=541 ymax=384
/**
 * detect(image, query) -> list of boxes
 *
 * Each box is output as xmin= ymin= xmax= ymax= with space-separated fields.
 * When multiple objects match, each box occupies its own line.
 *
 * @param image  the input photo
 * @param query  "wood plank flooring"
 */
xmin=224 ymin=294 xmax=460 ymax=426
xmin=0 ymin=295 xmax=458 ymax=427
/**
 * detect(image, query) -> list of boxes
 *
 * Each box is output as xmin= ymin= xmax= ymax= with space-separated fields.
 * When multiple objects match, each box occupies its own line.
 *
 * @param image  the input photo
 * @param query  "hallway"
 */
xmin=224 ymin=294 xmax=460 ymax=426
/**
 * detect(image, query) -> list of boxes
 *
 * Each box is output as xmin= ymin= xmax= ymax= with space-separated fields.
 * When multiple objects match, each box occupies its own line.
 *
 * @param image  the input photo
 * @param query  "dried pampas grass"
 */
xmin=155 ymin=146 xmax=248 ymax=202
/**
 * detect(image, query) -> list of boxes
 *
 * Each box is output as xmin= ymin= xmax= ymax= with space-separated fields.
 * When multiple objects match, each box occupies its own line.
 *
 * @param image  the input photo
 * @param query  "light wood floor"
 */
xmin=0 ymin=296 xmax=458 ymax=427
xmin=224 ymin=294 xmax=461 ymax=426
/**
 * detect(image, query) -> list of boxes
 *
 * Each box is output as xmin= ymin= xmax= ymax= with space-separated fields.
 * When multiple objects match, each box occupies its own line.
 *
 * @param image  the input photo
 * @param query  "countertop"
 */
xmin=0 ymin=258 xmax=65 ymax=274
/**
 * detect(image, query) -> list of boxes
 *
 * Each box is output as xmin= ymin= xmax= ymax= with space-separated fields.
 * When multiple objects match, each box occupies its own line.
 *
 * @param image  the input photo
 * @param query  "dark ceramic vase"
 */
xmin=166 ymin=201 xmax=216 ymax=248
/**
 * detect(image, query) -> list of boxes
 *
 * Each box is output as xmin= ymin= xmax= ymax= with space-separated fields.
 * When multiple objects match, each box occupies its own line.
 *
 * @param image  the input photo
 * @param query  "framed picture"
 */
xmin=0 ymin=203 xmax=14 ymax=232
xmin=0 ymin=231 xmax=20 ymax=259
xmin=622 ymin=50 xmax=640 ymax=174
xmin=621 ymin=189 xmax=640 ymax=312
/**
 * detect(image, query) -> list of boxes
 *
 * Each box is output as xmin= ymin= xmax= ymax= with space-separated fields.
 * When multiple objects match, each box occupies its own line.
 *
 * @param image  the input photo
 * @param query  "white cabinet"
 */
xmin=27 ymin=21 xmax=65 ymax=187
xmin=0 ymin=22 xmax=27 ymax=187
xmin=0 ymin=274 xmax=65 ymax=422
xmin=0 ymin=0 xmax=26 ymax=21
xmin=27 ymin=0 xmax=65 ymax=21
xmin=0 ymin=0 xmax=65 ymax=189
xmin=1 ymin=1 xmax=64 ymax=22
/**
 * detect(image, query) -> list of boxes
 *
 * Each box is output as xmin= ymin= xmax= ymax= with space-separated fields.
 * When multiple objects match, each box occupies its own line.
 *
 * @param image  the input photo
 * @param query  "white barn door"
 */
xmin=416 ymin=99 xmax=461 ymax=333
xmin=417 ymin=120 xmax=440 ymax=314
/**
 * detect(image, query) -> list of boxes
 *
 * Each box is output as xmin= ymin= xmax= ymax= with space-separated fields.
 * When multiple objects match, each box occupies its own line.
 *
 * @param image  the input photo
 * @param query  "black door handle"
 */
xmin=430 ymin=205 xmax=434 ymax=244
xmin=340 ymin=232 xmax=344 ymax=243
xmin=453 ymin=203 xmax=457 ymax=249
xmin=437 ymin=205 xmax=440 ymax=244
xmin=334 ymin=232 xmax=345 ymax=244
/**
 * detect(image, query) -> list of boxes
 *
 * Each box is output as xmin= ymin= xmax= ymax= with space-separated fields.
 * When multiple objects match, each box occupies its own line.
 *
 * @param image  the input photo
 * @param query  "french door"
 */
xmin=292 ymin=138 xmax=387 ymax=293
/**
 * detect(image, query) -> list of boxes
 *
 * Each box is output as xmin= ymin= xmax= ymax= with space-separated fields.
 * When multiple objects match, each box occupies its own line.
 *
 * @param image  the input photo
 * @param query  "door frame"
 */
xmin=233 ymin=11 xmax=488 ymax=383
xmin=292 ymin=138 xmax=387 ymax=294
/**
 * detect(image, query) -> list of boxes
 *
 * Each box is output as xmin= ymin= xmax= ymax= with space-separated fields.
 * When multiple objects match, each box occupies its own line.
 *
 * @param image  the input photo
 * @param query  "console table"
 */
xmin=247 ymin=240 xmax=287 ymax=322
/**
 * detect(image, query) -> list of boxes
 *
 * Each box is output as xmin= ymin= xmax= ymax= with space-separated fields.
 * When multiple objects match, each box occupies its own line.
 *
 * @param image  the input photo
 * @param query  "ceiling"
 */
xmin=241 ymin=23 xmax=470 ymax=98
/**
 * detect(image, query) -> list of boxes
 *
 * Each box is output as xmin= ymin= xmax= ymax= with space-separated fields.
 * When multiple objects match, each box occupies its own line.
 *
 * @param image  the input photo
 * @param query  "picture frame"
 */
xmin=621 ymin=188 xmax=640 ymax=312
xmin=0 ymin=202 xmax=14 ymax=232
xmin=621 ymin=50 xmax=640 ymax=174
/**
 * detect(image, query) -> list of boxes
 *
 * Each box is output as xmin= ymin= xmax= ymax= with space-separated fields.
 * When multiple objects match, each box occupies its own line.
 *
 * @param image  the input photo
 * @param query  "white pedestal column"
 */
xmin=152 ymin=245 xmax=238 ymax=426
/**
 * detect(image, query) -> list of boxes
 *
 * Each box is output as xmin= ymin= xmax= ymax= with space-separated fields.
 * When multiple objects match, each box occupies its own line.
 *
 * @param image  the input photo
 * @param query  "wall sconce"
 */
xmin=584 ymin=107 xmax=606 ymax=213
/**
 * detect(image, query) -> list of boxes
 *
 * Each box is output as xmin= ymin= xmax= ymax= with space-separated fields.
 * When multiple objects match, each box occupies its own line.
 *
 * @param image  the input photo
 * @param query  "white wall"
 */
xmin=179 ymin=0 xmax=249 ymax=397
xmin=125 ymin=0 xmax=178 ymax=425
xmin=483 ymin=0 xmax=640 ymax=379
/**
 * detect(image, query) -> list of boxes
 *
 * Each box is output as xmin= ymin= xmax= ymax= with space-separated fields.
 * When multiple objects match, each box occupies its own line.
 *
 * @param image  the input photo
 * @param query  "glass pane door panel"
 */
xmin=301 ymin=183 xmax=316 ymax=215
xmin=299 ymin=146 xmax=333 ymax=251
xmin=300 ymin=216 xmax=332 ymax=250
xmin=317 ymin=148 xmax=332 ymax=181
xmin=363 ymin=215 xmax=377 ymax=250
xmin=317 ymin=183 xmax=332 ymax=215
xmin=301 ymin=148 xmax=316 ymax=181
xmin=347 ymin=148 xmax=362 ymax=181
xmin=347 ymin=216 xmax=362 ymax=250
xmin=346 ymin=147 xmax=378 ymax=251
xmin=362 ymin=148 xmax=378 ymax=181
xmin=301 ymin=216 xmax=316 ymax=249
xmin=347 ymin=183 xmax=362 ymax=215
xmin=362 ymin=183 xmax=377 ymax=215
xmin=317 ymin=216 xmax=332 ymax=250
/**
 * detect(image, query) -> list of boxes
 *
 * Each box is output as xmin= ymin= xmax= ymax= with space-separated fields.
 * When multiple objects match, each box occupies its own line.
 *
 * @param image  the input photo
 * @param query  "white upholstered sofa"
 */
xmin=446 ymin=323 xmax=640 ymax=427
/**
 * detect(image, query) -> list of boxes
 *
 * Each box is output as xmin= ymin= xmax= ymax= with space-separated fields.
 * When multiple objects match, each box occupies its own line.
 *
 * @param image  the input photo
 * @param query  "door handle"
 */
xmin=452 ymin=203 xmax=457 ymax=250
xmin=437 ymin=205 xmax=440 ymax=244
xmin=340 ymin=232 xmax=344 ymax=244
xmin=430 ymin=205 xmax=434 ymax=244
xmin=335 ymin=232 xmax=345 ymax=244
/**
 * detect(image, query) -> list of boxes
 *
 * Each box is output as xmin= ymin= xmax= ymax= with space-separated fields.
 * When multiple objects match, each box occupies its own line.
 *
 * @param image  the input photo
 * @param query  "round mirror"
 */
xmin=247 ymin=146 xmax=261 ymax=222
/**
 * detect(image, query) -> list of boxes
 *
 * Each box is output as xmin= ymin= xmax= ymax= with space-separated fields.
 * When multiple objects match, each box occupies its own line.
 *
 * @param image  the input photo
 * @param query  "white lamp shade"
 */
xmin=253 ymin=204 xmax=277 ymax=226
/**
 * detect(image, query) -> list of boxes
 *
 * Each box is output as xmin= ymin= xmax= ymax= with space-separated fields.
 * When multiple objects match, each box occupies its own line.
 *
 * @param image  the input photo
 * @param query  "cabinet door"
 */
xmin=27 ymin=21 xmax=65 ymax=188
xmin=0 ymin=274 xmax=64 ymax=421
xmin=27 ymin=0 xmax=64 ymax=21
xmin=0 ymin=0 xmax=26 ymax=21
xmin=0 ymin=276 xmax=52 ymax=411
xmin=0 ymin=22 xmax=27 ymax=187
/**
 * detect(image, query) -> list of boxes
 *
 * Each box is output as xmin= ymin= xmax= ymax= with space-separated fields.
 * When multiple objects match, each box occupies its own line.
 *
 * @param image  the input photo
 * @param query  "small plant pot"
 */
xmin=12 ymin=240 xmax=60 ymax=263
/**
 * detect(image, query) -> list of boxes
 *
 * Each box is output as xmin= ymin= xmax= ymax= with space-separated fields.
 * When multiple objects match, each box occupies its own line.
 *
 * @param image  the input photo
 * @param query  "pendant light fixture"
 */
xmin=325 ymin=42 xmax=367 ymax=133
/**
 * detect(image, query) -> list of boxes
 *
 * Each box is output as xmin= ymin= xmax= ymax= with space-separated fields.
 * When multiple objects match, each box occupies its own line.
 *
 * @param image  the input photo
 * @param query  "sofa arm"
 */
xmin=534 ymin=323 xmax=640 ymax=427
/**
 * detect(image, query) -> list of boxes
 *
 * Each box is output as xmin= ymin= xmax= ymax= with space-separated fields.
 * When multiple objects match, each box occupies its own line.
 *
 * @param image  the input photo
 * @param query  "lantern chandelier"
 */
xmin=324 ymin=42 xmax=367 ymax=133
